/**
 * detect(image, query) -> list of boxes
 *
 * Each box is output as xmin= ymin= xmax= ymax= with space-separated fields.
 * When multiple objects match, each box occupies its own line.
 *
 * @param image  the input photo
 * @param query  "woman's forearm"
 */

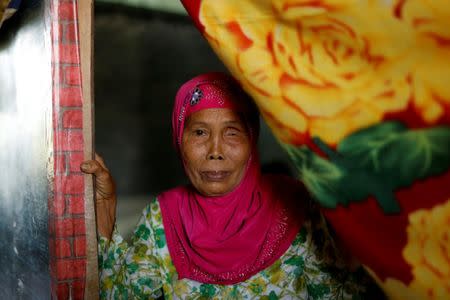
xmin=80 ymin=154 xmax=117 ymax=240
xmin=96 ymin=195 xmax=116 ymax=240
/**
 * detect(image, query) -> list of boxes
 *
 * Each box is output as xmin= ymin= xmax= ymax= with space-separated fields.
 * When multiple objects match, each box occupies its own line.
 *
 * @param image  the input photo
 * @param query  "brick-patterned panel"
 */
xmin=58 ymin=44 xmax=80 ymax=64
xmin=56 ymin=259 xmax=87 ymax=280
xmin=50 ymin=0 xmax=87 ymax=299
xmin=68 ymin=152 xmax=85 ymax=172
xmin=58 ymin=87 xmax=83 ymax=107
xmin=56 ymin=283 xmax=70 ymax=300
xmin=54 ymin=218 xmax=86 ymax=237
xmin=74 ymin=236 xmax=87 ymax=257
xmin=50 ymin=194 xmax=67 ymax=216
xmin=72 ymin=280 xmax=86 ymax=300
xmin=54 ymin=130 xmax=84 ymax=151
xmin=54 ymin=153 xmax=67 ymax=174
xmin=67 ymin=195 xmax=85 ymax=215
xmin=65 ymin=21 xmax=79 ymax=43
xmin=64 ymin=65 xmax=82 ymax=86
xmin=57 ymin=2 xmax=76 ymax=20
xmin=55 ymin=238 xmax=73 ymax=258
xmin=62 ymin=109 xmax=83 ymax=129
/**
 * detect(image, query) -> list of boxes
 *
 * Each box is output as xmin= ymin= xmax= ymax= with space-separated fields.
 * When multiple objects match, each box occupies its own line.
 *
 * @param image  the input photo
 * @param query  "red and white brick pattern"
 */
xmin=49 ymin=1 xmax=87 ymax=299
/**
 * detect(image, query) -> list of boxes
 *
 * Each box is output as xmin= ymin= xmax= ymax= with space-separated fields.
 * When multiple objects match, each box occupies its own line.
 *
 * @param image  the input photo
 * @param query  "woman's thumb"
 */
xmin=80 ymin=161 xmax=98 ymax=174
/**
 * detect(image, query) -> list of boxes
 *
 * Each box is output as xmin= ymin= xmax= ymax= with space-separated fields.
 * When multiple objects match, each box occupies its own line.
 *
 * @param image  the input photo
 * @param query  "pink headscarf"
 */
xmin=158 ymin=72 xmax=305 ymax=284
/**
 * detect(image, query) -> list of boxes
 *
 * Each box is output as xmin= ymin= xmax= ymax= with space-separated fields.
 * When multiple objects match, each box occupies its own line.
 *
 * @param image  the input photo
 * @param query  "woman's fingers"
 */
xmin=80 ymin=153 xmax=110 ymax=174
xmin=80 ymin=159 xmax=114 ymax=191
xmin=80 ymin=159 xmax=105 ymax=176
xmin=81 ymin=158 xmax=116 ymax=202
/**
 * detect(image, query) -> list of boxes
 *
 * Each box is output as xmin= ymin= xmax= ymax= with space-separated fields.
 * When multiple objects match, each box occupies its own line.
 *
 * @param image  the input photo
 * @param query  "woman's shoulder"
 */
xmin=151 ymin=185 xmax=190 ymax=222
xmin=137 ymin=197 xmax=166 ymax=234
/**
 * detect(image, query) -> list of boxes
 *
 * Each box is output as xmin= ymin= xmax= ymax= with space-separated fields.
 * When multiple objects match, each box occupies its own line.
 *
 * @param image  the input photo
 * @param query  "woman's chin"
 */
xmin=196 ymin=181 xmax=234 ymax=197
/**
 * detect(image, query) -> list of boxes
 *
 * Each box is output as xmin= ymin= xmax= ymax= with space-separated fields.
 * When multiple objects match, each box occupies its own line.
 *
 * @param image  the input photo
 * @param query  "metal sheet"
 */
xmin=0 ymin=1 xmax=52 ymax=298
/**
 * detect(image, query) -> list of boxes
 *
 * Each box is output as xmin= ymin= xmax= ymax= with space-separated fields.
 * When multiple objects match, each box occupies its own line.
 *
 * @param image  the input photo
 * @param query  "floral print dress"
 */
xmin=99 ymin=198 xmax=370 ymax=299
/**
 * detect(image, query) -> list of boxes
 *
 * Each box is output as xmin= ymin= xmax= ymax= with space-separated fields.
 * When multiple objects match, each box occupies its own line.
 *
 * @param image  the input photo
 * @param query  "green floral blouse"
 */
xmin=99 ymin=198 xmax=369 ymax=299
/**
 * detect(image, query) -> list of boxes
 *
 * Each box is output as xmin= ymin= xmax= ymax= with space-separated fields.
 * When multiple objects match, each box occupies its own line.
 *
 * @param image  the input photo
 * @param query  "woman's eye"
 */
xmin=194 ymin=129 xmax=205 ymax=136
xmin=226 ymin=128 xmax=240 ymax=136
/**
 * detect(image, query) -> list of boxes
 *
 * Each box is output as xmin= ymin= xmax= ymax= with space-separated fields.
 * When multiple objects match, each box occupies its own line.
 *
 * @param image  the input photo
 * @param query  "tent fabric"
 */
xmin=180 ymin=1 xmax=450 ymax=299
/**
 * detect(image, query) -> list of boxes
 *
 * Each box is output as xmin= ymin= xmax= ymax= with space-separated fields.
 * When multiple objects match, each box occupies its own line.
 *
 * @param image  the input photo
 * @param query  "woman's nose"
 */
xmin=207 ymin=136 xmax=224 ymax=160
xmin=208 ymin=153 xmax=224 ymax=160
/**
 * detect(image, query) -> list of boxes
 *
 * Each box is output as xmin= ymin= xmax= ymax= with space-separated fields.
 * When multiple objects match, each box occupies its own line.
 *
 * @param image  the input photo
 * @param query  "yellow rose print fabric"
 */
xmin=366 ymin=200 xmax=450 ymax=300
xmin=198 ymin=0 xmax=450 ymax=145
xmin=402 ymin=200 xmax=450 ymax=299
xmin=180 ymin=1 xmax=450 ymax=299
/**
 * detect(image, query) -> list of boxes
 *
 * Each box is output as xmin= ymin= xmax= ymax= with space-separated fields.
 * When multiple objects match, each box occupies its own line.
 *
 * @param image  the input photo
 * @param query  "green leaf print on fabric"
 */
xmin=116 ymin=284 xmax=128 ymax=299
xmin=133 ymin=243 xmax=148 ymax=257
xmin=228 ymin=286 xmax=240 ymax=299
xmin=137 ymin=277 xmax=156 ymax=289
xmin=128 ymin=262 xmax=139 ymax=274
xmin=135 ymin=224 xmax=151 ymax=240
xmin=285 ymin=256 xmax=304 ymax=267
xmin=261 ymin=259 xmax=282 ymax=279
xmin=307 ymin=283 xmax=331 ymax=300
xmin=249 ymin=277 xmax=267 ymax=294
xmin=150 ymin=199 xmax=159 ymax=213
xmin=294 ymin=276 xmax=306 ymax=293
xmin=292 ymin=227 xmax=307 ymax=245
xmin=284 ymin=122 xmax=450 ymax=213
xmin=268 ymin=290 xmax=279 ymax=300
xmin=260 ymin=291 xmax=279 ymax=300
xmin=199 ymin=284 xmax=217 ymax=298
xmin=285 ymin=255 xmax=305 ymax=276
xmin=154 ymin=228 xmax=166 ymax=248
xmin=102 ymin=253 xmax=114 ymax=269
xmin=337 ymin=122 xmax=450 ymax=186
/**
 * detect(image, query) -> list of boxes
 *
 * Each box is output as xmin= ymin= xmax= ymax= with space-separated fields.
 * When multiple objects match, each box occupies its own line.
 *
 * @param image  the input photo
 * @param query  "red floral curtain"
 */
xmin=180 ymin=1 xmax=450 ymax=299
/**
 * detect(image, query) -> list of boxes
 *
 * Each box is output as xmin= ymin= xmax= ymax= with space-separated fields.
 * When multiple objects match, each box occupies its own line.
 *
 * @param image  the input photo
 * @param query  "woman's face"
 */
xmin=181 ymin=108 xmax=251 ymax=196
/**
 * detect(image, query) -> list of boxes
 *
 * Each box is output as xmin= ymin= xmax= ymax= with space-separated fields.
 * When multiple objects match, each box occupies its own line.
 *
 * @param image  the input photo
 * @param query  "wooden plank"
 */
xmin=78 ymin=0 xmax=99 ymax=298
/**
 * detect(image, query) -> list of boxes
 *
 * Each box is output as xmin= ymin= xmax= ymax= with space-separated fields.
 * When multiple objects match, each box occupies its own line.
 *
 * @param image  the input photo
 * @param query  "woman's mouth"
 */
xmin=200 ymin=171 xmax=231 ymax=182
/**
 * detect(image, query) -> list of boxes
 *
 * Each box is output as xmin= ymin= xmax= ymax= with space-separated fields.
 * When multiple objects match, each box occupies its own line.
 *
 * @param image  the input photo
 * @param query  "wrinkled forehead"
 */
xmin=184 ymin=108 xmax=248 ymax=129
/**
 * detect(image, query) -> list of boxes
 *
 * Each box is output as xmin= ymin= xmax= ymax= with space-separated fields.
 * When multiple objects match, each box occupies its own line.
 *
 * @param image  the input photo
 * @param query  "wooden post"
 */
xmin=78 ymin=0 xmax=99 ymax=298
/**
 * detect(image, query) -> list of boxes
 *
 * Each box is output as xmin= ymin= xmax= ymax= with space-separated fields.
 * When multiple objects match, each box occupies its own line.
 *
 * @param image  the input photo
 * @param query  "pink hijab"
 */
xmin=158 ymin=72 xmax=305 ymax=284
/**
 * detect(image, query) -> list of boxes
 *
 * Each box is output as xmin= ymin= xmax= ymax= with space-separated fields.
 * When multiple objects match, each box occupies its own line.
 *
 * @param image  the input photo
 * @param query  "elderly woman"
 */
xmin=82 ymin=73 xmax=374 ymax=299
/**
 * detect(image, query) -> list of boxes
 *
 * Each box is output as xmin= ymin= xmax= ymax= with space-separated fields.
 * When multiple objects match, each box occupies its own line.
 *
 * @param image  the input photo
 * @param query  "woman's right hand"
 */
xmin=80 ymin=154 xmax=116 ymax=240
